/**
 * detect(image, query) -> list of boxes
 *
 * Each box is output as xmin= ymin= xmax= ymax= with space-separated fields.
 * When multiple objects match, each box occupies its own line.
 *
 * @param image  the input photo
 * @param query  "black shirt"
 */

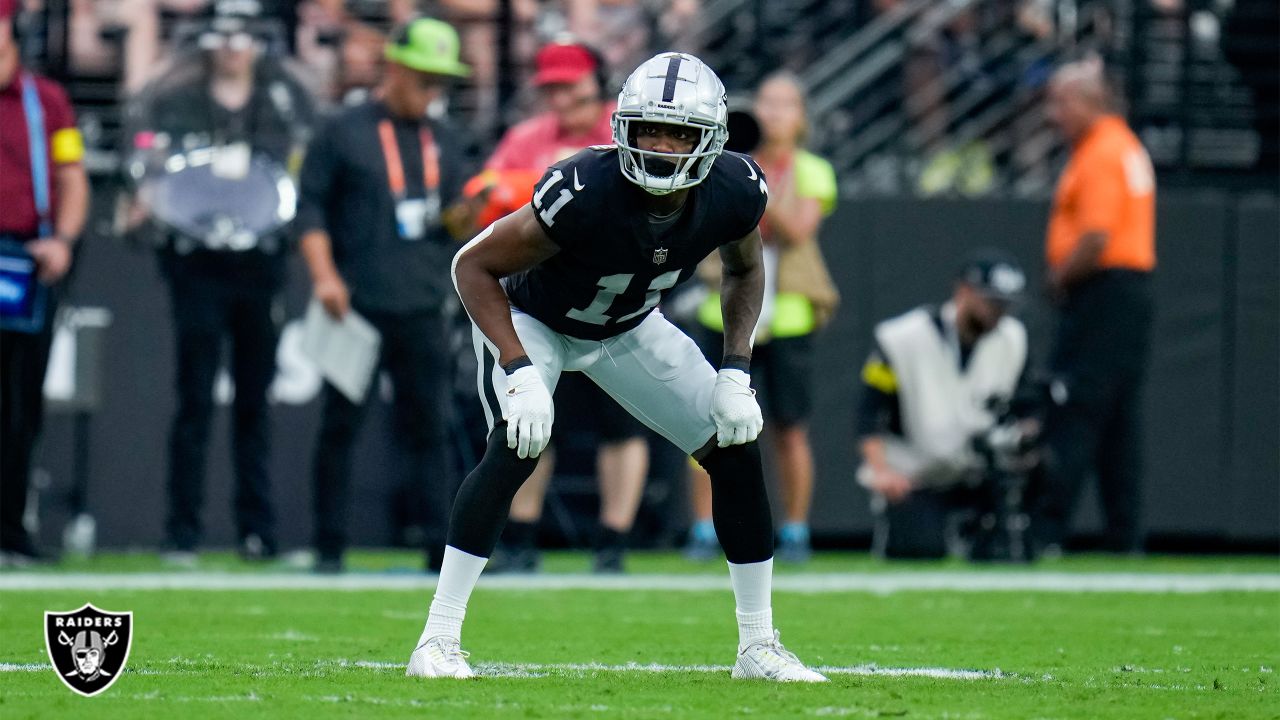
xmin=297 ymin=101 xmax=466 ymax=314
xmin=138 ymin=70 xmax=315 ymax=286
xmin=505 ymin=146 xmax=768 ymax=341
xmin=143 ymin=73 xmax=310 ymax=164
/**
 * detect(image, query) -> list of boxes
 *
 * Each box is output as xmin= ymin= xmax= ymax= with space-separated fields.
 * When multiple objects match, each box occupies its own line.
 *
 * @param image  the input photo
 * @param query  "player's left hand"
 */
xmin=711 ymin=369 xmax=764 ymax=447
xmin=25 ymin=237 xmax=73 ymax=284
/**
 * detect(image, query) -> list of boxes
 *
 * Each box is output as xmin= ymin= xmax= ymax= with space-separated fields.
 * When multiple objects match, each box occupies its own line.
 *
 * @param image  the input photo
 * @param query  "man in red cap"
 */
xmin=0 ymin=0 xmax=90 ymax=565
xmin=486 ymin=40 xmax=615 ymax=172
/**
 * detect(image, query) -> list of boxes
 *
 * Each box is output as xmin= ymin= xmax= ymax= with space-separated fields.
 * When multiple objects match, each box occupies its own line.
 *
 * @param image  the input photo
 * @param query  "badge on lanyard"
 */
xmin=379 ymin=120 xmax=441 ymax=242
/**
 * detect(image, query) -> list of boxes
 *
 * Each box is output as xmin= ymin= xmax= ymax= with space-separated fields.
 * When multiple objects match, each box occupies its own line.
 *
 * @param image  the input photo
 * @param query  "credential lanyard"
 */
xmin=20 ymin=73 xmax=53 ymax=238
xmin=377 ymin=119 xmax=439 ymax=201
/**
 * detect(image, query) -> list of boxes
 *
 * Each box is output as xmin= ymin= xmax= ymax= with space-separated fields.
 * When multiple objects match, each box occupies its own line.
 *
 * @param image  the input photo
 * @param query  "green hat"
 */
xmin=384 ymin=18 xmax=471 ymax=78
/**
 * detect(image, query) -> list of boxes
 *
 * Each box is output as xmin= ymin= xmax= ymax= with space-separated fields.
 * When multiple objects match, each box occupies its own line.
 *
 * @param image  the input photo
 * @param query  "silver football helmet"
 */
xmin=612 ymin=52 xmax=729 ymax=194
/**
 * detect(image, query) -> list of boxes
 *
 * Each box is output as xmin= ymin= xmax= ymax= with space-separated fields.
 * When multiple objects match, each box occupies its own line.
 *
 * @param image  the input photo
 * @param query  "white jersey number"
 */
xmin=533 ymin=169 xmax=575 ymax=226
xmin=567 ymin=271 xmax=682 ymax=326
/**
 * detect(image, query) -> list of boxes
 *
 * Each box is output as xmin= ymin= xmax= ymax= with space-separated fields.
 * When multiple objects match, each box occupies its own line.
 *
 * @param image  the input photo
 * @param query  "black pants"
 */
xmin=164 ymin=269 xmax=280 ymax=551
xmin=312 ymin=308 xmax=456 ymax=562
xmin=0 ymin=313 xmax=56 ymax=552
xmin=1034 ymin=270 xmax=1153 ymax=552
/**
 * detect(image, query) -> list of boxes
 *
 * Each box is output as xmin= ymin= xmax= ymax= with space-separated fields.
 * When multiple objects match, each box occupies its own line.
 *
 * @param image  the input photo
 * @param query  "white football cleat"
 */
xmin=732 ymin=631 xmax=828 ymax=682
xmin=406 ymin=636 xmax=475 ymax=679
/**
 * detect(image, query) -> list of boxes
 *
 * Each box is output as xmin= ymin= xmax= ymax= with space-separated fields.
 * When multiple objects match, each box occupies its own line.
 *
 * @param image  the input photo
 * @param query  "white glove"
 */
xmin=710 ymin=368 xmax=764 ymax=447
xmin=504 ymin=365 xmax=553 ymax=459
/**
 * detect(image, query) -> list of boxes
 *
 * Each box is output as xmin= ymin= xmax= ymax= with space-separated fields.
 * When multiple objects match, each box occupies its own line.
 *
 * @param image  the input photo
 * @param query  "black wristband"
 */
xmin=501 ymin=355 xmax=534 ymax=375
xmin=721 ymin=354 xmax=752 ymax=373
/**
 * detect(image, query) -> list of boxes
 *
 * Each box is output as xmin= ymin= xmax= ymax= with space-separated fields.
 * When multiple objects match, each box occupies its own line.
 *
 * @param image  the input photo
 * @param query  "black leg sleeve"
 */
xmin=700 ymin=441 xmax=775 ymax=564
xmin=445 ymin=423 xmax=541 ymax=557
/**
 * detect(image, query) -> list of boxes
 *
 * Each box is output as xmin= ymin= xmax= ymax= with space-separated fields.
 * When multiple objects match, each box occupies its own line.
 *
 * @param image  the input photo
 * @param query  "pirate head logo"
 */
xmin=652 ymin=247 xmax=669 ymax=265
xmin=44 ymin=604 xmax=133 ymax=696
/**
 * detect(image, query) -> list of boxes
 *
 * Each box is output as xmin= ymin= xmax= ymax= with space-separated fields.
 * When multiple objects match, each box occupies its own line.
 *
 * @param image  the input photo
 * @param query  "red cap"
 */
xmin=0 ymin=0 xmax=17 ymax=20
xmin=532 ymin=43 xmax=597 ymax=87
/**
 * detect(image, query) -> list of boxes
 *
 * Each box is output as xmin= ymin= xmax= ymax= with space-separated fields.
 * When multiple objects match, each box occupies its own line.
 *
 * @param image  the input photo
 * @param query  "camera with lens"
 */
xmin=962 ymin=381 xmax=1047 ymax=562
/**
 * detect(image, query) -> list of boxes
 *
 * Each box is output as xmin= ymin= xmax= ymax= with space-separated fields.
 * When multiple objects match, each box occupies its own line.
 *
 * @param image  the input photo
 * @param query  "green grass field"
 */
xmin=2 ymin=552 xmax=1276 ymax=719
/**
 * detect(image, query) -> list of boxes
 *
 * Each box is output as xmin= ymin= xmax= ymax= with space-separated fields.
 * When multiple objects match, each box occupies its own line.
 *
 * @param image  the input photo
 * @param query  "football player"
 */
xmin=407 ymin=52 xmax=827 ymax=682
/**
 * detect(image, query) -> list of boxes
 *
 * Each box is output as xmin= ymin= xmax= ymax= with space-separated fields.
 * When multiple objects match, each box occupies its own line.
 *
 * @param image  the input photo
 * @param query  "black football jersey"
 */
xmin=503 ymin=146 xmax=768 ymax=341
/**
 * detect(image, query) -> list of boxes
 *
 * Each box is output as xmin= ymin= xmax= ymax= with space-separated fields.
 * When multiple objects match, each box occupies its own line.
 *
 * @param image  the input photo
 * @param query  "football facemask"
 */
xmin=612 ymin=52 xmax=729 ymax=195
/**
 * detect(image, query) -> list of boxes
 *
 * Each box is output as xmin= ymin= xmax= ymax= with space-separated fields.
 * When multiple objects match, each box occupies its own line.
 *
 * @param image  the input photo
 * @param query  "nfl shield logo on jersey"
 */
xmin=45 ymin=603 xmax=133 ymax=697
xmin=652 ymin=247 xmax=669 ymax=265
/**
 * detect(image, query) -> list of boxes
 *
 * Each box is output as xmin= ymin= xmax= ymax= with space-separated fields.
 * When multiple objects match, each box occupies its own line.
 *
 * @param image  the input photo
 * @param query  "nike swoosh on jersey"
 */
xmin=741 ymin=156 xmax=757 ymax=180
xmin=573 ymin=168 xmax=586 ymax=191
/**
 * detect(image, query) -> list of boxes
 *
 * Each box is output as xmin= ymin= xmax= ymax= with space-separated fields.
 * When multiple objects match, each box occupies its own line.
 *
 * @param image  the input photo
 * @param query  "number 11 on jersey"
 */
xmin=567 ymin=270 xmax=682 ymax=325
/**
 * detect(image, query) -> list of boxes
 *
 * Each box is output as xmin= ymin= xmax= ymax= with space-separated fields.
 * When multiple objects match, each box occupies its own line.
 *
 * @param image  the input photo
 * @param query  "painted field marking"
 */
xmin=1 ymin=571 xmax=1277 ymax=593
xmin=0 ymin=659 xmax=1008 ymax=681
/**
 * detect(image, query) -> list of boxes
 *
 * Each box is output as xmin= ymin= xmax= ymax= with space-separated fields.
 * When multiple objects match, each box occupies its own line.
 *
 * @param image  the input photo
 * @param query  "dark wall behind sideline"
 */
xmin=28 ymin=190 xmax=1279 ymax=550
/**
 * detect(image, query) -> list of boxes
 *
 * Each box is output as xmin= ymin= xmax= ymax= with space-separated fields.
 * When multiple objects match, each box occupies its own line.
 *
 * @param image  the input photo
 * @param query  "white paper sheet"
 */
xmin=299 ymin=299 xmax=381 ymax=404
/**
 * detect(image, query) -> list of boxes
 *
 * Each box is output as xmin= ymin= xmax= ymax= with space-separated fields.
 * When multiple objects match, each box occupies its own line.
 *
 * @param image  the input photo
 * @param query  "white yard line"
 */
xmin=0 ymin=659 xmax=1007 ymax=681
xmin=0 ymin=571 xmax=1276 ymax=593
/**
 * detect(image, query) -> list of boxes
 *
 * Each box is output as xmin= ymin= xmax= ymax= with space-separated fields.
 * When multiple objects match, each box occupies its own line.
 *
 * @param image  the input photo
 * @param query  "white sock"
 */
xmin=419 ymin=546 xmax=487 ymax=645
xmin=727 ymin=558 xmax=775 ymax=648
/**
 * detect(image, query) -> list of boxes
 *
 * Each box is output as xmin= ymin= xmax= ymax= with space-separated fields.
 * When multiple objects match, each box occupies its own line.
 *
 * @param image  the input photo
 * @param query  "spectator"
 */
xmin=436 ymin=0 xmax=540 ymax=136
xmin=560 ymin=0 xmax=703 ymax=86
xmin=122 ymin=2 xmax=316 ymax=563
xmin=856 ymin=251 xmax=1031 ymax=559
xmin=687 ymin=71 xmax=838 ymax=564
xmin=0 ymin=0 xmax=90 ymax=566
xmin=111 ymin=0 xmax=297 ymax=94
xmin=1032 ymin=60 xmax=1155 ymax=555
xmin=298 ymin=17 xmax=470 ymax=574
xmin=296 ymin=0 xmax=415 ymax=103
xmin=465 ymin=40 xmax=651 ymax=574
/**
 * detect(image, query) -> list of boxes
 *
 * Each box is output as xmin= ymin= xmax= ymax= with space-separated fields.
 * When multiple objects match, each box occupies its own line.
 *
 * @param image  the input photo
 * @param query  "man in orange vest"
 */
xmin=1034 ymin=60 xmax=1155 ymax=555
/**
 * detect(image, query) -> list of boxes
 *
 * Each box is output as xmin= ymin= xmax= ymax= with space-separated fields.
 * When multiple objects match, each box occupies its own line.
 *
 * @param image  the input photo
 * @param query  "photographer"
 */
xmin=856 ymin=251 xmax=1033 ymax=560
xmin=123 ymin=1 xmax=315 ymax=562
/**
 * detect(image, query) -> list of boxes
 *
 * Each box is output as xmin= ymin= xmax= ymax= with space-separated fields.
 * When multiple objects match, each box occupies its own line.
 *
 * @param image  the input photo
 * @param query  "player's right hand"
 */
xmin=314 ymin=274 xmax=350 ymax=319
xmin=504 ymin=365 xmax=553 ymax=459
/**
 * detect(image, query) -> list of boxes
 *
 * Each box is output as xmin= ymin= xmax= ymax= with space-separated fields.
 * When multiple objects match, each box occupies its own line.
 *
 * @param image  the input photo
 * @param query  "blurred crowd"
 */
xmin=0 ymin=0 xmax=1180 ymax=571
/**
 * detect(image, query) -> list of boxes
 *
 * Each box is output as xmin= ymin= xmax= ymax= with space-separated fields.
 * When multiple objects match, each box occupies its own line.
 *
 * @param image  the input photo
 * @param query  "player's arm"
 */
xmin=452 ymin=204 xmax=560 ymax=367
xmin=717 ymin=227 xmax=766 ymax=365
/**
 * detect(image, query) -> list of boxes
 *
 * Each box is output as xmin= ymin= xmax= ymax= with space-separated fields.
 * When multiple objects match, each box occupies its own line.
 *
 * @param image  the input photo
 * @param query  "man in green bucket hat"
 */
xmin=297 ymin=17 xmax=471 ymax=575
xmin=383 ymin=17 xmax=472 ymax=80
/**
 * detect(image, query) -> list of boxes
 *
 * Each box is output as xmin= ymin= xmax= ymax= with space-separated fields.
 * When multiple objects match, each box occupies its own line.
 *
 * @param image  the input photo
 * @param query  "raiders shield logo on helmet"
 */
xmin=44 ymin=603 xmax=133 ymax=697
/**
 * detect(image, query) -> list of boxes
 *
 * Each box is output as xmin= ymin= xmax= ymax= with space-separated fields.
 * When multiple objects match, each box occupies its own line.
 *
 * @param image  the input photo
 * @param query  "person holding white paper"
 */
xmin=297 ymin=18 xmax=469 ymax=574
